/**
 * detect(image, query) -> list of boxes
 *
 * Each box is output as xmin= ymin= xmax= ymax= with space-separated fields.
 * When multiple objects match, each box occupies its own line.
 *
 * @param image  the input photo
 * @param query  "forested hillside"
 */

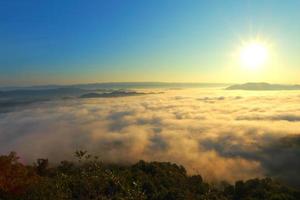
xmin=0 ymin=151 xmax=299 ymax=200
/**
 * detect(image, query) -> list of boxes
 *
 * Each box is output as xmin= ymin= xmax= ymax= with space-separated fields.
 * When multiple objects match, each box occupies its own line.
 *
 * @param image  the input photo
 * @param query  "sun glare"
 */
xmin=240 ymin=42 xmax=268 ymax=70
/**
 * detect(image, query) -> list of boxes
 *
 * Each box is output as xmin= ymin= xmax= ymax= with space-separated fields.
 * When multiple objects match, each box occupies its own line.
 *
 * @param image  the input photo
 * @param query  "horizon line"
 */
xmin=2 ymin=81 xmax=300 ymax=90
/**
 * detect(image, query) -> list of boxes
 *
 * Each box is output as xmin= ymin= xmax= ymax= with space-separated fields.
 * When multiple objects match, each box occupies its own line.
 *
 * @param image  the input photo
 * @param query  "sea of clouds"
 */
xmin=0 ymin=88 xmax=300 ymax=186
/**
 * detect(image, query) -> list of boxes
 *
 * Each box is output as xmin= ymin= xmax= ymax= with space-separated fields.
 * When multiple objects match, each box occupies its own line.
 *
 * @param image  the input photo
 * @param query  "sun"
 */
xmin=240 ymin=42 xmax=269 ymax=69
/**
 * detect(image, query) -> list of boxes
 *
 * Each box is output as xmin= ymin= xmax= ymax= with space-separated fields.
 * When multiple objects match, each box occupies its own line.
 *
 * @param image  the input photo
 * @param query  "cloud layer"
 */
xmin=1 ymin=88 xmax=300 ymax=186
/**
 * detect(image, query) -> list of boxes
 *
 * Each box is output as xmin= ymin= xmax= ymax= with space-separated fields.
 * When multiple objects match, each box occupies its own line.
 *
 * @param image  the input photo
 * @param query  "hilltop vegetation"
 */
xmin=0 ymin=151 xmax=299 ymax=200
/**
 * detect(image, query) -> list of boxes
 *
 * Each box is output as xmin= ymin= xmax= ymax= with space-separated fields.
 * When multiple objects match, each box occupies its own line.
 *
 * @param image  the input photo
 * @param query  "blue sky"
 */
xmin=0 ymin=0 xmax=299 ymax=85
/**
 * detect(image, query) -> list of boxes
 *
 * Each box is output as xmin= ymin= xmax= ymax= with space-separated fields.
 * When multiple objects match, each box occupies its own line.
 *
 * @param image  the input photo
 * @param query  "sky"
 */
xmin=0 ymin=0 xmax=300 ymax=86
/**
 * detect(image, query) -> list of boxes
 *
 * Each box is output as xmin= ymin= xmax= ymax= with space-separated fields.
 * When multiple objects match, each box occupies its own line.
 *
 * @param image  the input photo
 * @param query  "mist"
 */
xmin=1 ymin=88 xmax=300 ymax=186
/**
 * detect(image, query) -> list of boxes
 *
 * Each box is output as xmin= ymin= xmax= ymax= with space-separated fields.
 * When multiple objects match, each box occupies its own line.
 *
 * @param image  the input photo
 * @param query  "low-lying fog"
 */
xmin=1 ymin=87 xmax=300 ymax=186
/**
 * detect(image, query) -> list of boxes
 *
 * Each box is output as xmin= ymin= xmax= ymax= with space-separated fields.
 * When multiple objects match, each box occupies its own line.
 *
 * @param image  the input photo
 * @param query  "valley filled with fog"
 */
xmin=1 ymin=86 xmax=300 ymax=186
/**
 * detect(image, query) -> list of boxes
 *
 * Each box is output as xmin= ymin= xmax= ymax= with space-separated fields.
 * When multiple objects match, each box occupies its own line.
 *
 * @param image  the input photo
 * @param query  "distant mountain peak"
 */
xmin=226 ymin=82 xmax=300 ymax=90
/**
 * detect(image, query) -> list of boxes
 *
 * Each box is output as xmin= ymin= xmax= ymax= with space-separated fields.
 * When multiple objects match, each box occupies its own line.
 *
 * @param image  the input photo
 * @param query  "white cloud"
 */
xmin=0 ymin=88 xmax=300 ymax=185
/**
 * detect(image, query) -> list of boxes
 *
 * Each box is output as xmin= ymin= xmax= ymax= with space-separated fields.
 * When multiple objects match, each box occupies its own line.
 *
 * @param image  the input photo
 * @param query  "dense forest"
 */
xmin=0 ymin=151 xmax=299 ymax=200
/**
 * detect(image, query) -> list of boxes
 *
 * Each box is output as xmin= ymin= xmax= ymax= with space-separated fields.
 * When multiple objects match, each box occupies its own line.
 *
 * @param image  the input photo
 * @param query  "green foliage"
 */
xmin=128 ymin=160 xmax=208 ymax=199
xmin=0 ymin=151 xmax=299 ymax=200
xmin=0 ymin=152 xmax=38 ymax=199
xmin=231 ymin=178 xmax=300 ymax=200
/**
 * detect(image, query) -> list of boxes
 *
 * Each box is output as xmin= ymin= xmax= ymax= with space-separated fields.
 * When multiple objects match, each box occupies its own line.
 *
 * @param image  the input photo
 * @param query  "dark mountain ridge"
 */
xmin=226 ymin=82 xmax=300 ymax=90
